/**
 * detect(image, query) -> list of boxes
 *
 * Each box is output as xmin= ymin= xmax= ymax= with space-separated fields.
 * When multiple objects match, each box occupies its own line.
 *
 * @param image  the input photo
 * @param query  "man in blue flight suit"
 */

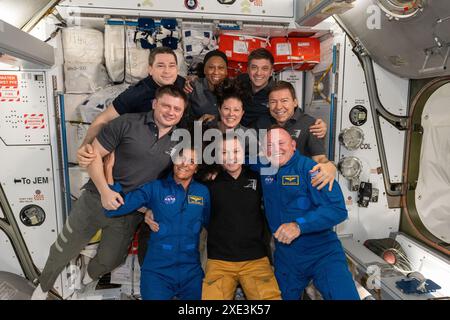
xmin=258 ymin=127 xmax=359 ymax=300
xmin=104 ymin=148 xmax=210 ymax=300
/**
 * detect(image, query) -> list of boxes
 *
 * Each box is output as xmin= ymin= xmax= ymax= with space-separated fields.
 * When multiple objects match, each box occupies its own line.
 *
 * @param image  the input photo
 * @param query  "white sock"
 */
xmin=82 ymin=271 xmax=93 ymax=285
xmin=31 ymin=284 xmax=48 ymax=300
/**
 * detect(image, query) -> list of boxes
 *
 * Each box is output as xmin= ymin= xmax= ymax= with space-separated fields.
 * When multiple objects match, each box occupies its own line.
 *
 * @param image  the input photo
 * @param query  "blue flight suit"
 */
xmin=258 ymin=151 xmax=359 ymax=300
xmin=105 ymin=174 xmax=210 ymax=300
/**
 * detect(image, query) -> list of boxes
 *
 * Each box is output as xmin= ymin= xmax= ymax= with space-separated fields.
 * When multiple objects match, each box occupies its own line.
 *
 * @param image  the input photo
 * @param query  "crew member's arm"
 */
xmin=297 ymin=162 xmax=347 ymax=234
xmin=87 ymin=138 xmax=123 ymax=211
xmin=274 ymin=172 xmax=347 ymax=244
xmin=77 ymin=104 xmax=120 ymax=167
xmin=103 ymin=151 xmax=115 ymax=185
xmin=104 ymin=182 xmax=155 ymax=217
xmin=87 ymin=113 xmax=135 ymax=210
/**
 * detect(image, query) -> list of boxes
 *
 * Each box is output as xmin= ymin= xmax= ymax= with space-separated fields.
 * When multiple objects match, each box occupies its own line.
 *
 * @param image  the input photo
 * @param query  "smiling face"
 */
xmin=268 ymin=88 xmax=297 ymax=126
xmin=220 ymin=138 xmax=244 ymax=175
xmin=173 ymin=148 xmax=198 ymax=182
xmin=204 ymin=56 xmax=228 ymax=89
xmin=148 ymin=53 xmax=178 ymax=86
xmin=219 ymin=97 xmax=244 ymax=129
xmin=152 ymin=93 xmax=185 ymax=129
xmin=264 ymin=128 xmax=296 ymax=167
xmin=248 ymin=58 xmax=273 ymax=92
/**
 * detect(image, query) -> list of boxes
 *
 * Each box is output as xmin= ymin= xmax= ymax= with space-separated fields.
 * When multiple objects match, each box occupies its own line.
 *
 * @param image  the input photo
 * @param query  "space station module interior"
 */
xmin=0 ymin=0 xmax=449 ymax=300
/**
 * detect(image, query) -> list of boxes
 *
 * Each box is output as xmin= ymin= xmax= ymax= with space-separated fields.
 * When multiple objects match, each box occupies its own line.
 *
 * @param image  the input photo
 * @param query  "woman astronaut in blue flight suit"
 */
xmin=104 ymin=148 xmax=210 ymax=300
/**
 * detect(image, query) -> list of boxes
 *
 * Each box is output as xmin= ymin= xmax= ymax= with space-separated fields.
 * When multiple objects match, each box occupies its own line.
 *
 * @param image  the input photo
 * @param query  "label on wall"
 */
xmin=0 ymin=74 xmax=20 ymax=102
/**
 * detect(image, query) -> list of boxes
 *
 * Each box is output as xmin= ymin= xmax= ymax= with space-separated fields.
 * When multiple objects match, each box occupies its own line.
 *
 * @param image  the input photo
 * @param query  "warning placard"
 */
xmin=24 ymin=114 xmax=46 ymax=129
xmin=0 ymin=75 xmax=18 ymax=87
xmin=0 ymin=74 xmax=20 ymax=102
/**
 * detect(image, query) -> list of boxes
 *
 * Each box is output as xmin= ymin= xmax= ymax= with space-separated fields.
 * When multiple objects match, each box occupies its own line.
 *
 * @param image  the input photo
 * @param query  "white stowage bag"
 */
xmin=181 ymin=23 xmax=216 ymax=74
xmin=125 ymin=26 xmax=149 ymax=84
xmin=175 ymin=47 xmax=188 ymax=78
xmin=62 ymin=27 xmax=111 ymax=93
xmin=63 ymin=94 xmax=89 ymax=122
xmin=76 ymin=83 xmax=130 ymax=123
xmin=64 ymin=62 xmax=111 ymax=93
xmin=104 ymin=24 xmax=125 ymax=82
xmin=182 ymin=24 xmax=215 ymax=58
xmin=62 ymin=27 xmax=104 ymax=63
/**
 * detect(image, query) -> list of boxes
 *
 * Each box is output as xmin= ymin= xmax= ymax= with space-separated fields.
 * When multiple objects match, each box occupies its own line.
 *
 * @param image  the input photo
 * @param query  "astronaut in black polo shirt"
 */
xmin=74 ymin=47 xmax=186 ymax=266
xmin=77 ymin=46 xmax=185 ymax=167
xmin=201 ymin=136 xmax=282 ymax=300
xmin=260 ymin=81 xmax=337 ymax=192
xmin=31 ymin=85 xmax=187 ymax=300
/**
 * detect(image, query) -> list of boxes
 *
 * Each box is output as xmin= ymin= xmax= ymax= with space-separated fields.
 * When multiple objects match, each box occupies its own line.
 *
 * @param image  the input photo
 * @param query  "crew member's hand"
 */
xmin=144 ymin=210 xmax=159 ymax=232
xmin=101 ymin=189 xmax=124 ymax=210
xmin=309 ymin=118 xmax=327 ymax=139
xmin=274 ymin=222 xmax=301 ymax=244
xmin=199 ymin=114 xmax=215 ymax=123
xmin=137 ymin=207 xmax=147 ymax=214
xmin=184 ymin=75 xmax=198 ymax=94
xmin=204 ymin=171 xmax=219 ymax=181
xmin=311 ymin=161 xmax=337 ymax=191
xmin=77 ymin=144 xmax=96 ymax=167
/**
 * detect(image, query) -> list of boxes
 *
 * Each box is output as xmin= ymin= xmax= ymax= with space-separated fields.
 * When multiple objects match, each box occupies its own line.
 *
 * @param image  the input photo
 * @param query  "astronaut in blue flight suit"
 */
xmin=104 ymin=148 xmax=210 ymax=300
xmin=258 ymin=127 xmax=359 ymax=300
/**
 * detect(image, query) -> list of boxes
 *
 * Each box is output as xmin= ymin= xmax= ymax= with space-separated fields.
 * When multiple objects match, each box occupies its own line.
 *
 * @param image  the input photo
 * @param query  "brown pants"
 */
xmin=202 ymin=257 xmax=281 ymax=300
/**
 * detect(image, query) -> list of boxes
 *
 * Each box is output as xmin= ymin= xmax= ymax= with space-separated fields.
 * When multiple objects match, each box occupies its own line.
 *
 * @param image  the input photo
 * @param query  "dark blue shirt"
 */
xmin=112 ymin=75 xmax=186 ymax=115
xmin=237 ymin=73 xmax=273 ymax=128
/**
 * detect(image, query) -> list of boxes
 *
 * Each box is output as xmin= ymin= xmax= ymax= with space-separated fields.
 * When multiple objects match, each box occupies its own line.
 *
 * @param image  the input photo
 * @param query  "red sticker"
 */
xmin=0 ymin=75 xmax=18 ymax=87
xmin=24 ymin=113 xmax=46 ymax=129
xmin=0 ymin=74 xmax=20 ymax=102
xmin=34 ymin=190 xmax=45 ymax=201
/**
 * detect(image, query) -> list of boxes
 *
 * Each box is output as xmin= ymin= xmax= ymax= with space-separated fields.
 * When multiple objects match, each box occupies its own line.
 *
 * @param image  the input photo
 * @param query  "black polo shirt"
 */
xmin=237 ymin=73 xmax=273 ymax=129
xmin=257 ymin=107 xmax=325 ymax=158
xmin=206 ymin=167 xmax=269 ymax=262
xmin=83 ymin=111 xmax=176 ymax=193
xmin=112 ymin=75 xmax=186 ymax=115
